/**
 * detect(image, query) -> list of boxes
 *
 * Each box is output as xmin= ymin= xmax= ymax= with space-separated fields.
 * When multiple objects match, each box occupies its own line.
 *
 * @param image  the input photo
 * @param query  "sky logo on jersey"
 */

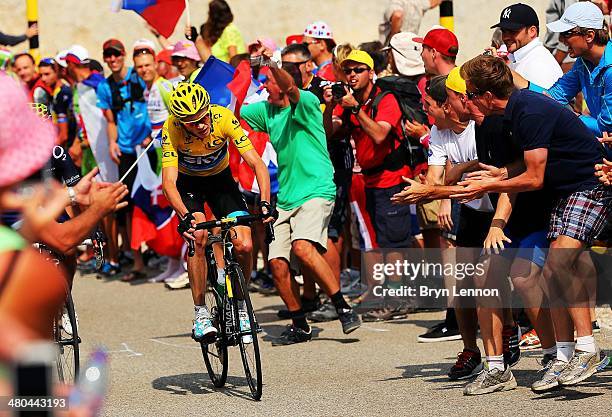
xmin=178 ymin=146 xmax=227 ymax=172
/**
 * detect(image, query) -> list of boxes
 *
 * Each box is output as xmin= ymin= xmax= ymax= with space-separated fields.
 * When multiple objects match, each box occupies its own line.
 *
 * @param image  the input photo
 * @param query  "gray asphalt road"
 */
xmin=72 ymin=271 xmax=612 ymax=417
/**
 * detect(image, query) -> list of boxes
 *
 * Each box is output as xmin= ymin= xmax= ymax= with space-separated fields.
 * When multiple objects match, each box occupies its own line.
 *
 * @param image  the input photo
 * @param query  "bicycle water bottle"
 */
xmin=70 ymin=348 xmax=109 ymax=416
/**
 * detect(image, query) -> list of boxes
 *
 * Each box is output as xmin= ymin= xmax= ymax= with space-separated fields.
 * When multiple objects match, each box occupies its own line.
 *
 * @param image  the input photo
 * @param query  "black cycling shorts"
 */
xmin=177 ymin=168 xmax=249 ymax=219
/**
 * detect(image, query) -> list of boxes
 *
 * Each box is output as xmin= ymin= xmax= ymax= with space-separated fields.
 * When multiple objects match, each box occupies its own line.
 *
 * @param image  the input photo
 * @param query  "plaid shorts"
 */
xmin=548 ymin=185 xmax=612 ymax=245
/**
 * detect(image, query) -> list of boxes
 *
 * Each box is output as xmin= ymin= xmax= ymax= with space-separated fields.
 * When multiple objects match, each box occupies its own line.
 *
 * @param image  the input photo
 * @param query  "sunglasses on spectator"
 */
xmin=559 ymin=28 xmax=583 ymax=39
xmin=466 ymin=89 xmax=485 ymax=100
xmin=342 ymin=67 xmax=369 ymax=75
xmin=282 ymin=60 xmax=309 ymax=67
xmin=103 ymin=49 xmax=123 ymax=58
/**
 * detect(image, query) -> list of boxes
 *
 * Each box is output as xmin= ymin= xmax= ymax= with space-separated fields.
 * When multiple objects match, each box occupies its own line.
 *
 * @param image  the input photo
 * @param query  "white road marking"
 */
xmin=149 ymin=338 xmax=201 ymax=350
xmin=106 ymin=343 xmax=144 ymax=357
xmin=361 ymin=325 xmax=389 ymax=332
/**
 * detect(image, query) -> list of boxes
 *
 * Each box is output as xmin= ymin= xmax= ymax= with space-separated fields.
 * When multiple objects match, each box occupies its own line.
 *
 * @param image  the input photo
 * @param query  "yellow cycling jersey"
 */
xmin=161 ymin=104 xmax=254 ymax=176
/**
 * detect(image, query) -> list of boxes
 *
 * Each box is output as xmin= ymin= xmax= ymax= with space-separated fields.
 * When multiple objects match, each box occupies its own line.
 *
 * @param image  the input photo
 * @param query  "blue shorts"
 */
xmin=503 ymin=229 xmax=548 ymax=269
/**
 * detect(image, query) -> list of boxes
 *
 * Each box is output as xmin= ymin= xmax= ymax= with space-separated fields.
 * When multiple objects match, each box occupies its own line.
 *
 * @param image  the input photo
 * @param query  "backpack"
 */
xmin=360 ymin=75 xmax=429 ymax=177
xmin=106 ymin=68 xmax=145 ymax=119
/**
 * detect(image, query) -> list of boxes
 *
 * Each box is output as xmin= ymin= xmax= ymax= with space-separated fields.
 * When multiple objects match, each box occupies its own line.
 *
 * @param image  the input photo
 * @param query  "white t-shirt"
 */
xmin=144 ymin=77 xmax=173 ymax=144
xmin=379 ymin=0 xmax=431 ymax=43
xmin=508 ymin=39 xmax=563 ymax=89
xmin=428 ymin=121 xmax=493 ymax=212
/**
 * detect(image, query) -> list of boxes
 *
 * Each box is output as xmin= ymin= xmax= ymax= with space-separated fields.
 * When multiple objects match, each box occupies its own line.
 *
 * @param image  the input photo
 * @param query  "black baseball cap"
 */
xmin=490 ymin=3 xmax=539 ymax=30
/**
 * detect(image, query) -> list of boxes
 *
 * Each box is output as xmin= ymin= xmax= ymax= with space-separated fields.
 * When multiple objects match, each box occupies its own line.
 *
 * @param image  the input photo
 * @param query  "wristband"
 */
xmin=490 ymin=219 xmax=506 ymax=229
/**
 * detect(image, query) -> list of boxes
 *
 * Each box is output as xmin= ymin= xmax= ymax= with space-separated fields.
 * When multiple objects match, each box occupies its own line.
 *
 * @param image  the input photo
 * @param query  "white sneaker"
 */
xmin=61 ymin=309 xmax=78 ymax=336
xmin=165 ymin=272 xmax=190 ymax=289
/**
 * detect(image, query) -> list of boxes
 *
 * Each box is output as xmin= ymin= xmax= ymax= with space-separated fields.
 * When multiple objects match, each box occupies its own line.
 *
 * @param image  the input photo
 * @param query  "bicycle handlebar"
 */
xmin=186 ymin=213 xmax=275 ymax=257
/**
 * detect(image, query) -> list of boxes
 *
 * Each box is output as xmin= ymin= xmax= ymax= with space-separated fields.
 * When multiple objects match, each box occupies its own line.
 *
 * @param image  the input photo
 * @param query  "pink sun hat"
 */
xmin=171 ymin=40 xmax=201 ymax=62
xmin=0 ymin=74 xmax=56 ymax=187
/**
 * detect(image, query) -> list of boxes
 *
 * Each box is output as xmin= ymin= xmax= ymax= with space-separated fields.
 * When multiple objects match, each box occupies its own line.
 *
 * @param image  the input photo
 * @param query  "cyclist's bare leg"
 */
xmin=188 ymin=211 xmax=208 ymax=306
xmin=230 ymin=225 xmax=253 ymax=281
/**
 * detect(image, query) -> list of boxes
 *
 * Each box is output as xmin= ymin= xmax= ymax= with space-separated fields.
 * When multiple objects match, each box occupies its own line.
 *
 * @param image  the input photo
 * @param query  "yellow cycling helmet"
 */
xmin=29 ymin=102 xmax=51 ymax=120
xmin=169 ymin=82 xmax=210 ymax=121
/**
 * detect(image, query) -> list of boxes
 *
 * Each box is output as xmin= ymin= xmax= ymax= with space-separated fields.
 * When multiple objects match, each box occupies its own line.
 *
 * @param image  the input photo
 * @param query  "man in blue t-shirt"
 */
xmin=96 ymin=38 xmax=154 ymax=282
xmin=456 ymin=54 xmax=610 ymax=392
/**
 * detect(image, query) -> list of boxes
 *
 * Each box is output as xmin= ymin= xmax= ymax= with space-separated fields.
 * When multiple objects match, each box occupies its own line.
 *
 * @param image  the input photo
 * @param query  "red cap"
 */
xmin=156 ymin=48 xmax=172 ymax=65
xmin=102 ymin=38 xmax=126 ymax=54
xmin=413 ymin=29 xmax=458 ymax=57
xmin=286 ymin=34 xmax=303 ymax=46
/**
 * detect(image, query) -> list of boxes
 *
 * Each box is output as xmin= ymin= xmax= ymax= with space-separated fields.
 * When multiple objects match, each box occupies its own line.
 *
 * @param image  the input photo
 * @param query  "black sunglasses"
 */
xmin=559 ymin=28 xmax=584 ymax=39
xmin=133 ymin=48 xmax=153 ymax=58
xmin=342 ymin=67 xmax=369 ymax=75
xmin=466 ymin=89 xmax=485 ymax=100
xmin=103 ymin=49 xmax=123 ymax=58
xmin=281 ymin=60 xmax=309 ymax=67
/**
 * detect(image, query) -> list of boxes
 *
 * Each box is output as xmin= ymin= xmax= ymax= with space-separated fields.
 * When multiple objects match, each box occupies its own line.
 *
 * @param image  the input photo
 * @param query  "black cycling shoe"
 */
xmin=503 ymin=324 xmax=521 ymax=367
xmin=277 ymin=296 xmax=321 ymax=319
xmin=271 ymin=325 xmax=312 ymax=346
xmin=338 ymin=308 xmax=361 ymax=334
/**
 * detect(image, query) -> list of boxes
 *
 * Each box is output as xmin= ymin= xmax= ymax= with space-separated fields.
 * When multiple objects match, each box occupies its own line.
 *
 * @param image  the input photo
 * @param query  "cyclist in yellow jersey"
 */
xmin=161 ymin=83 xmax=273 ymax=343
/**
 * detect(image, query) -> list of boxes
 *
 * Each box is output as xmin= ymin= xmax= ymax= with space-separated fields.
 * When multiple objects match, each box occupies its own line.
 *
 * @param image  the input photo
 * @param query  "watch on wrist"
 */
xmin=351 ymin=105 xmax=360 ymax=115
xmin=67 ymin=187 xmax=77 ymax=206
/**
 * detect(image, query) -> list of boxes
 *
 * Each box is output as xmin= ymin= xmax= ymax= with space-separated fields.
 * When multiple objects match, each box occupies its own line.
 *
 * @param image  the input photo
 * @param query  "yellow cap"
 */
xmin=341 ymin=50 xmax=374 ymax=70
xmin=446 ymin=66 xmax=466 ymax=94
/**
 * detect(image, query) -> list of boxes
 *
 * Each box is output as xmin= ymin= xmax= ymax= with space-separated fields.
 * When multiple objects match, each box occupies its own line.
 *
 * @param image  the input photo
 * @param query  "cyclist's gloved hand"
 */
xmin=259 ymin=200 xmax=278 ymax=222
xmin=178 ymin=212 xmax=196 ymax=239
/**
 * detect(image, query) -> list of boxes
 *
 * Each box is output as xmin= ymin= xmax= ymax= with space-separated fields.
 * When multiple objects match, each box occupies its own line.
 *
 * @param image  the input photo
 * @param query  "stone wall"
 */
xmin=1 ymin=0 xmax=549 ymax=66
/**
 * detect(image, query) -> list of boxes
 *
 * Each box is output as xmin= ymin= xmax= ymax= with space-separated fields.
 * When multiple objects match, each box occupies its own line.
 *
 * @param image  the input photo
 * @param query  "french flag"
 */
xmin=130 ymin=146 xmax=183 ymax=257
xmin=111 ymin=0 xmax=185 ymax=38
xmin=194 ymin=58 xmax=278 ymax=194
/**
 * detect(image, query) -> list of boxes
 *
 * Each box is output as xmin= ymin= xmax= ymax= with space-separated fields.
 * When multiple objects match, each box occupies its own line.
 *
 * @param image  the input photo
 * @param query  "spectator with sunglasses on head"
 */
xmin=38 ymin=58 xmax=74 ymax=148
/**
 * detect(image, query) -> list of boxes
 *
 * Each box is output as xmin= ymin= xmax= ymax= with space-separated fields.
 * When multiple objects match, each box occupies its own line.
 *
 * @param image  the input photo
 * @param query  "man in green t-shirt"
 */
xmin=240 ymin=46 xmax=361 ymax=345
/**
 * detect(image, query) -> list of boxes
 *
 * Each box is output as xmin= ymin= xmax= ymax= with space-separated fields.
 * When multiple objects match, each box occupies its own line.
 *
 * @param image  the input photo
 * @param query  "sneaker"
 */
xmin=248 ymin=272 xmax=277 ymax=295
xmin=362 ymin=306 xmax=408 ymax=322
xmin=463 ymin=366 xmax=517 ymax=395
xmin=60 ymin=309 xmax=78 ymax=336
xmin=519 ymin=328 xmax=542 ymax=350
xmin=99 ymin=262 xmax=121 ymax=277
xmin=165 ymin=273 xmax=190 ymax=290
xmin=448 ymin=349 xmax=483 ymax=380
xmin=238 ymin=307 xmax=253 ymax=344
xmin=540 ymin=353 xmax=557 ymax=371
xmin=503 ymin=324 xmax=521 ymax=367
xmin=531 ymin=359 xmax=568 ymax=392
xmin=277 ymin=296 xmax=321 ymax=319
xmin=271 ymin=324 xmax=312 ymax=346
xmin=192 ymin=309 xmax=217 ymax=343
xmin=338 ymin=308 xmax=361 ymax=334
xmin=307 ymin=302 xmax=339 ymax=322
xmin=417 ymin=322 xmax=461 ymax=343
xmin=597 ymin=351 xmax=610 ymax=370
xmin=558 ymin=349 xmax=601 ymax=386
xmin=592 ymin=321 xmax=601 ymax=334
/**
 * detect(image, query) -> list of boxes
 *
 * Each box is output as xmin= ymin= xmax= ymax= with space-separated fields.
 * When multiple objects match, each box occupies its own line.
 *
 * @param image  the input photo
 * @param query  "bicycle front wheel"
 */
xmin=202 ymin=285 xmax=228 ymax=388
xmin=55 ymin=293 xmax=80 ymax=384
xmin=230 ymin=265 xmax=263 ymax=400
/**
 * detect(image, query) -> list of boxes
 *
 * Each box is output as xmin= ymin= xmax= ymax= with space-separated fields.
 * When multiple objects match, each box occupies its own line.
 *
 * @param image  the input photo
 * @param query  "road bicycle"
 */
xmin=187 ymin=213 xmax=274 ymax=400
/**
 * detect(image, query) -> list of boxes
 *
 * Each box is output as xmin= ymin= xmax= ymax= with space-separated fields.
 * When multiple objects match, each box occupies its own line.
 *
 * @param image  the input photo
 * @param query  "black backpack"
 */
xmin=360 ymin=75 xmax=429 ymax=177
xmin=106 ymin=69 xmax=145 ymax=119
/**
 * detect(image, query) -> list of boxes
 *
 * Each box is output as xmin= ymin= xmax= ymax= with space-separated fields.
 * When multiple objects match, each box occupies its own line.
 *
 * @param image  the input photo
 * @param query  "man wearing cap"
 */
xmin=416 ymin=27 xmax=458 ymax=78
xmin=514 ymin=1 xmax=612 ymax=143
xmin=492 ymin=3 xmax=562 ymax=89
xmin=97 ymin=38 xmax=153 ymax=281
xmin=303 ymin=21 xmax=336 ymax=81
xmin=379 ymin=0 xmax=443 ymax=45
xmin=458 ymin=54 xmax=611 ymax=391
xmin=156 ymin=48 xmax=180 ymax=82
xmin=171 ymin=40 xmax=202 ymax=82
xmin=324 ymin=50 xmax=414 ymax=265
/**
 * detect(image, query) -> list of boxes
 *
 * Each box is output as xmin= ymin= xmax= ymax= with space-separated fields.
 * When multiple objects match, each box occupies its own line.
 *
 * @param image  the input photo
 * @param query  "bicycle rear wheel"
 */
xmin=201 ymin=284 xmax=228 ymax=388
xmin=55 ymin=293 xmax=80 ymax=384
xmin=230 ymin=265 xmax=263 ymax=400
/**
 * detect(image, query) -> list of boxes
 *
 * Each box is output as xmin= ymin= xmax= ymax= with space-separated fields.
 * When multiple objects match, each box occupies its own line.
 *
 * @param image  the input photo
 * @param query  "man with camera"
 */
xmin=240 ymin=45 xmax=361 ymax=345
